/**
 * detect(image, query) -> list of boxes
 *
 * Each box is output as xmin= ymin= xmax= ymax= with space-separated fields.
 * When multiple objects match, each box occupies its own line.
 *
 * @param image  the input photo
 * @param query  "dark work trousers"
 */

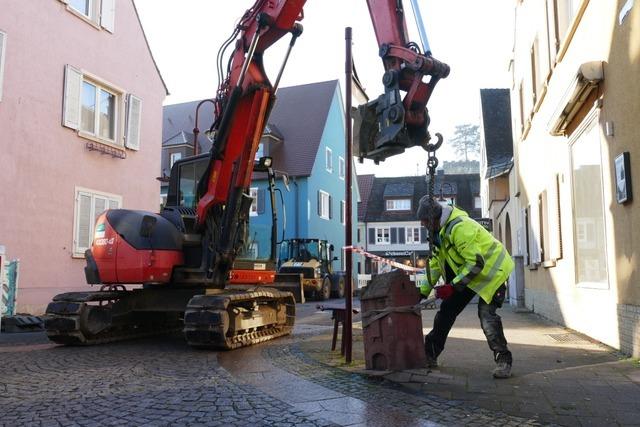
xmin=425 ymin=282 xmax=513 ymax=365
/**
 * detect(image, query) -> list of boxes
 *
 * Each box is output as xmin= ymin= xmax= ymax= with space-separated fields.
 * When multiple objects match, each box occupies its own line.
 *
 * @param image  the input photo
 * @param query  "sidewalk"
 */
xmin=299 ymin=303 xmax=640 ymax=426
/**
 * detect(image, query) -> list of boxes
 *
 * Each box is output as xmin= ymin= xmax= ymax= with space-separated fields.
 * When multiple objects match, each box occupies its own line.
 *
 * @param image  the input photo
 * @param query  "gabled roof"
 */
xmin=263 ymin=123 xmax=284 ymax=141
xmin=267 ymin=80 xmax=339 ymax=177
xmin=162 ymin=80 xmax=339 ymax=177
xmin=163 ymin=131 xmax=194 ymax=147
xmin=364 ymin=176 xmax=429 ymax=222
xmin=480 ymin=89 xmax=514 ymax=179
xmin=383 ymin=183 xmax=414 ymax=197
xmin=163 ymin=100 xmax=215 ymax=153
xmin=357 ymin=174 xmax=375 ymax=221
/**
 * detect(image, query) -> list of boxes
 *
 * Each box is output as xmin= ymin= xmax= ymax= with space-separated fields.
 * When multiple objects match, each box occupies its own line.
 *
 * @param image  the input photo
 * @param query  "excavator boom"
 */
xmin=45 ymin=0 xmax=449 ymax=350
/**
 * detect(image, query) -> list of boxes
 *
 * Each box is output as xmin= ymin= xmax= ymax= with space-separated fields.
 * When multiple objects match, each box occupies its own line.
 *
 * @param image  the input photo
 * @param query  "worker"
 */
xmin=416 ymin=196 xmax=514 ymax=379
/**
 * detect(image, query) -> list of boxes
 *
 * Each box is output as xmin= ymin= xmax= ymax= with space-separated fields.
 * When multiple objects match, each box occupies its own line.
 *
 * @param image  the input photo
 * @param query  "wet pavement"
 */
xmin=0 ymin=298 xmax=637 ymax=426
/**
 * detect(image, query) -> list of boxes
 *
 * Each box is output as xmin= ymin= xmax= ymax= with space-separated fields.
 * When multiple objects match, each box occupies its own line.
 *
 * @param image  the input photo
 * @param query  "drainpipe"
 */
xmin=293 ymin=178 xmax=299 ymax=237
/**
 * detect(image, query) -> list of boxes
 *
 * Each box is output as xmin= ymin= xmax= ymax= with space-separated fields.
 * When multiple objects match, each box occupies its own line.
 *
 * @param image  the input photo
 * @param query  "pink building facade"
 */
xmin=0 ymin=0 xmax=167 ymax=313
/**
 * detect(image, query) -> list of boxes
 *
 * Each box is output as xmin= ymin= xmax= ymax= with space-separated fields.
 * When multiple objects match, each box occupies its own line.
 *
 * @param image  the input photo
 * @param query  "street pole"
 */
xmin=344 ymin=27 xmax=354 ymax=363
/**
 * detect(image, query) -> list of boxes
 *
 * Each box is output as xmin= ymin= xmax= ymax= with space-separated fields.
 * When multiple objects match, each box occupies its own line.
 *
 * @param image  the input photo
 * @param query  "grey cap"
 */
xmin=416 ymin=195 xmax=443 ymax=222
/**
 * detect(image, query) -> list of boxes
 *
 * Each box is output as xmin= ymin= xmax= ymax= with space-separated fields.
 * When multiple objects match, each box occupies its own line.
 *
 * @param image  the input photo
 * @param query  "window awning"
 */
xmin=547 ymin=61 xmax=604 ymax=136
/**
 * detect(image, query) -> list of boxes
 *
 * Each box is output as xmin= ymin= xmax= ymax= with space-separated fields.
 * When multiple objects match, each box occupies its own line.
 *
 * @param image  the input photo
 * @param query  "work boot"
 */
xmin=492 ymin=362 xmax=512 ymax=379
xmin=425 ymin=353 xmax=438 ymax=369
xmin=424 ymin=341 xmax=438 ymax=368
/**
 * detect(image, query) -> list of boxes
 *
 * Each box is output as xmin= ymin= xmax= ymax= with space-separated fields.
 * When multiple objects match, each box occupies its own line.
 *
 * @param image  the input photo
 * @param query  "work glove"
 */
xmin=434 ymin=283 xmax=454 ymax=300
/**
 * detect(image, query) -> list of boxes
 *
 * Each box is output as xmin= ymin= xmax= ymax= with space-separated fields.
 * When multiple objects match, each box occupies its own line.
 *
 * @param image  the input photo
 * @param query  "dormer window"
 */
xmin=385 ymin=198 xmax=411 ymax=211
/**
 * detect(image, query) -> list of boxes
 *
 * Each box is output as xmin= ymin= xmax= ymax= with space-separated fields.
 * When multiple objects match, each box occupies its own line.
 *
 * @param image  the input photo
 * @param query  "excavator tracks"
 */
xmin=183 ymin=288 xmax=295 ymax=350
xmin=44 ymin=287 xmax=296 ymax=350
xmin=44 ymin=290 xmax=186 ymax=346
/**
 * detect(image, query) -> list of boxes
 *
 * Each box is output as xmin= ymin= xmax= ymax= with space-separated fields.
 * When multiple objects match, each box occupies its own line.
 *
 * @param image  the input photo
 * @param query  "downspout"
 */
xmin=293 ymin=178 xmax=299 ymax=237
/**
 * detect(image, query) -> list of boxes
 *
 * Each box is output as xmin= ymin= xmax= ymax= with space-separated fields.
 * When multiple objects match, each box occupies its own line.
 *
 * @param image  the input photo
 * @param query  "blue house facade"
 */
xmin=161 ymin=80 xmax=358 ymax=273
xmin=247 ymin=80 xmax=358 ymax=272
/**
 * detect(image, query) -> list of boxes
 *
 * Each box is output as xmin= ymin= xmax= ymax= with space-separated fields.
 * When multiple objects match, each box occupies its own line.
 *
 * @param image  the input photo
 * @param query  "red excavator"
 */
xmin=44 ymin=0 xmax=449 ymax=349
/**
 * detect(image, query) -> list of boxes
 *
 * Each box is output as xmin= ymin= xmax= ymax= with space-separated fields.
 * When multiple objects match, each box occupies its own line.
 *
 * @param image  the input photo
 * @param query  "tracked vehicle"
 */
xmin=44 ymin=0 xmax=448 ymax=349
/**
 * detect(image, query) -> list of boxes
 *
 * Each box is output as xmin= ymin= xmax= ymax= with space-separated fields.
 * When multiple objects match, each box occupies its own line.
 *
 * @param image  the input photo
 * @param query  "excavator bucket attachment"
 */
xmin=353 ymin=89 xmax=429 ymax=164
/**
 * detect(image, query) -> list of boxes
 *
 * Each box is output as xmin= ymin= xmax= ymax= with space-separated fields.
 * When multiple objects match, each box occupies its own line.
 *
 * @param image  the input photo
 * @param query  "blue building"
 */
xmin=162 ymin=80 xmax=358 ymax=271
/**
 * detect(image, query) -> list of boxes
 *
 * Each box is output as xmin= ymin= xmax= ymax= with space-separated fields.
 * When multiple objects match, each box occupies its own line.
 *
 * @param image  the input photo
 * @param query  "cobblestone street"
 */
xmin=1 ymin=299 xmax=638 ymax=426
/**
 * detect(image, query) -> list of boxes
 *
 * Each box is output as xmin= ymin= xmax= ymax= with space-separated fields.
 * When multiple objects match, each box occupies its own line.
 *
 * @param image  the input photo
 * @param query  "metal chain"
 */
xmin=423 ymin=132 xmax=443 ymax=292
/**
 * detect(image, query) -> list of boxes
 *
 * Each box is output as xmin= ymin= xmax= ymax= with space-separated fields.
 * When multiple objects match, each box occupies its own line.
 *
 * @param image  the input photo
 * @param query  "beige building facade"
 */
xmin=507 ymin=0 xmax=640 ymax=356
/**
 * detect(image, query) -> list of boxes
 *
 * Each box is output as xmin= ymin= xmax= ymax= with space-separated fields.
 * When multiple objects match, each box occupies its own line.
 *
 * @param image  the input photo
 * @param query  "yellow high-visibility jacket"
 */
xmin=420 ymin=206 xmax=514 ymax=304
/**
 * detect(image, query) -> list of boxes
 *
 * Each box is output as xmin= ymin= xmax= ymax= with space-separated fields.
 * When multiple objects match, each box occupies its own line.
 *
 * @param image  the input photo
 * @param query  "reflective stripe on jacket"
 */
xmin=420 ymin=206 xmax=514 ymax=304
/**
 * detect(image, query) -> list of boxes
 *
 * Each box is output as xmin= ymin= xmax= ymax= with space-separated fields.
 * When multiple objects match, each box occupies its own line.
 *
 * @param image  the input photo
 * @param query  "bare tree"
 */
xmin=449 ymin=124 xmax=480 ymax=161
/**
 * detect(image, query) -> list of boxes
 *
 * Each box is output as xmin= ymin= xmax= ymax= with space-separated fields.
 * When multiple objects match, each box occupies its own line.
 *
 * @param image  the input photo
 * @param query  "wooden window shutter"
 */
xmin=257 ymin=189 xmax=265 ymax=214
xmin=63 ymin=65 xmax=82 ymax=130
xmin=420 ymin=227 xmax=427 ymax=243
xmin=548 ymin=174 xmax=563 ymax=260
xmin=75 ymin=192 xmax=92 ymax=254
xmin=317 ymin=191 xmax=321 ymax=216
xmin=368 ymin=228 xmax=375 ymax=245
xmin=125 ymin=94 xmax=142 ymax=150
xmin=398 ymin=228 xmax=405 ymax=244
xmin=520 ymin=207 xmax=529 ymax=265
xmin=529 ymin=200 xmax=541 ymax=265
xmin=390 ymin=228 xmax=397 ymax=244
xmin=0 ymin=31 xmax=6 ymax=102
xmin=100 ymin=0 xmax=116 ymax=33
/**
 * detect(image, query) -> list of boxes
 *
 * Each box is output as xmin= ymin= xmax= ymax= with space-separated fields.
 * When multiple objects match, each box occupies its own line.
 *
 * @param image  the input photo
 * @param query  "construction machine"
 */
xmin=44 ymin=0 xmax=449 ymax=349
xmin=278 ymin=239 xmax=345 ymax=301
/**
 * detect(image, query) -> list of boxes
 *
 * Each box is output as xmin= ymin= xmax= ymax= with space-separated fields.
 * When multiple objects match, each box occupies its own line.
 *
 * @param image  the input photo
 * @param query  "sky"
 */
xmin=135 ymin=0 xmax=515 ymax=177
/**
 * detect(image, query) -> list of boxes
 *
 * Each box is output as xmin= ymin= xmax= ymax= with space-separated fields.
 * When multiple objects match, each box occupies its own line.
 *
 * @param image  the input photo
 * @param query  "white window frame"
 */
xmin=0 ymin=30 xmax=6 ymax=102
xmin=319 ymin=190 xmax=330 ymax=220
xmin=170 ymin=152 xmax=182 ymax=168
xmin=385 ymin=198 xmax=411 ymax=211
xmin=338 ymin=156 xmax=345 ymax=180
xmin=406 ymin=227 xmax=421 ymax=245
xmin=568 ymin=110 xmax=610 ymax=289
xmin=340 ymin=200 xmax=346 ymax=225
xmin=68 ymin=0 xmax=96 ymax=20
xmin=79 ymin=77 xmax=120 ymax=145
xmin=73 ymin=186 xmax=122 ymax=257
xmin=375 ymin=227 xmax=390 ymax=244
xmin=63 ymin=66 xmax=142 ymax=152
xmin=325 ymin=147 xmax=333 ymax=173
xmin=63 ymin=0 xmax=115 ymax=32
xmin=474 ymin=196 xmax=482 ymax=210
xmin=250 ymin=187 xmax=259 ymax=216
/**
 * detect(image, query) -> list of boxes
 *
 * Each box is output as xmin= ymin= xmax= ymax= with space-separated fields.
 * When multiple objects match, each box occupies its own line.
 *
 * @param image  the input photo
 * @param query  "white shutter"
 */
xmin=75 ymin=192 xmax=93 ymax=254
xmin=529 ymin=198 xmax=542 ymax=265
xmin=125 ymin=94 xmax=142 ymax=150
xmin=63 ymin=65 xmax=82 ymax=130
xmin=0 ymin=31 xmax=6 ymax=102
xmin=94 ymin=196 xmax=107 ymax=222
xmin=108 ymin=199 xmax=119 ymax=210
xmin=100 ymin=0 xmax=115 ymax=33
xmin=548 ymin=174 xmax=563 ymax=260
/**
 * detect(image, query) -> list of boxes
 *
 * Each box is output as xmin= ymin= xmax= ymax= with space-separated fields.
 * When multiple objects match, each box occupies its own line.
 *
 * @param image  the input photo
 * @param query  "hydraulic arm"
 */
xmin=198 ymin=0 xmax=449 ymax=287
xmin=45 ymin=0 xmax=449 ymax=350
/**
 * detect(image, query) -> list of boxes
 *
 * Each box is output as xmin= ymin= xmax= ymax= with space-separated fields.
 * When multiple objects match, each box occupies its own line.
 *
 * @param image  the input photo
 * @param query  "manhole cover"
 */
xmin=547 ymin=333 xmax=590 ymax=343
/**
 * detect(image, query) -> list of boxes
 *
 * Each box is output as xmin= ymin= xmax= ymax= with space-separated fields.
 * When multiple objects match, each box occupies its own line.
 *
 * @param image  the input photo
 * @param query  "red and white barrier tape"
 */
xmin=344 ymin=246 xmax=426 ymax=273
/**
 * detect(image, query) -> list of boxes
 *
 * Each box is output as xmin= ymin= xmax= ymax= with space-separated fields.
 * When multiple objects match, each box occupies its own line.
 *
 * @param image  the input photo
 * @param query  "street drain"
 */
xmin=547 ymin=333 xmax=591 ymax=343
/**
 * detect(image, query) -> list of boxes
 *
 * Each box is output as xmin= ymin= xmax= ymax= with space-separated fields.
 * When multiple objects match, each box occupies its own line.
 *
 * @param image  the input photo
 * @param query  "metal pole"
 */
xmin=344 ymin=27 xmax=354 ymax=364
xmin=409 ymin=0 xmax=432 ymax=55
